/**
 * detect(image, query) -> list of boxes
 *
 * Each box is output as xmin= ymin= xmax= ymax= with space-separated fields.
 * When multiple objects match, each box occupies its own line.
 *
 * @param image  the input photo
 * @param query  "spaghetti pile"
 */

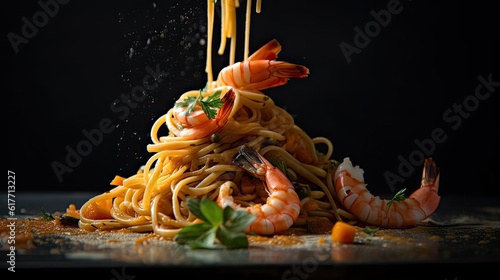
xmin=79 ymin=0 xmax=349 ymax=237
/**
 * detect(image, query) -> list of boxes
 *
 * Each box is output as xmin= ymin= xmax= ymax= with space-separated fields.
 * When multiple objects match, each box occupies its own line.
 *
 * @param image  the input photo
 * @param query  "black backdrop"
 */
xmin=4 ymin=0 xmax=499 ymax=197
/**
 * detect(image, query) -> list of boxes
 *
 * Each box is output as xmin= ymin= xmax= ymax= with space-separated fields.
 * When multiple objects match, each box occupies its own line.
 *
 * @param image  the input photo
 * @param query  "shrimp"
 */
xmin=168 ymin=88 xmax=235 ymax=140
xmin=215 ymin=39 xmax=309 ymax=90
xmin=283 ymin=128 xmax=317 ymax=164
xmin=333 ymin=157 xmax=440 ymax=228
xmin=217 ymin=144 xmax=301 ymax=235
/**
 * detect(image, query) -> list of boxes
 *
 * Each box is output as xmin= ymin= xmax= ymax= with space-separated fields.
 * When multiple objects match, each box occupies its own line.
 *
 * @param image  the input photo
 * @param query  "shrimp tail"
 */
xmin=247 ymin=38 xmax=281 ymax=61
xmin=232 ymin=144 xmax=266 ymax=181
xmin=216 ymin=89 xmax=235 ymax=127
xmin=269 ymin=61 xmax=309 ymax=80
xmin=422 ymin=157 xmax=440 ymax=190
xmin=410 ymin=158 xmax=440 ymax=217
xmin=247 ymin=39 xmax=308 ymax=80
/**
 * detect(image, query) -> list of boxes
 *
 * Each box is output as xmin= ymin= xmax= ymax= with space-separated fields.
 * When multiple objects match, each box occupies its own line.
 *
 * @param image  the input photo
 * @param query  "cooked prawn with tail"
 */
xmin=217 ymin=144 xmax=301 ymax=235
xmin=215 ymin=39 xmax=309 ymax=90
xmin=334 ymin=157 xmax=440 ymax=228
xmin=168 ymin=88 xmax=235 ymax=140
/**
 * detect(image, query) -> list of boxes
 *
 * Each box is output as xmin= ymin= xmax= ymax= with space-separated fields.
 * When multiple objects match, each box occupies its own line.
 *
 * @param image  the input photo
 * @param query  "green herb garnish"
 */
xmin=387 ymin=188 xmax=406 ymax=207
xmin=269 ymin=157 xmax=287 ymax=175
xmin=359 ymin=226 xmax=379 ymax=236
xmin=174 ymin=197 xmax=255 ymax=249
xmin=174 ymin=90 xmax=223 ymax=119
xmin=40 ymin=208 xmax=54 ymax=220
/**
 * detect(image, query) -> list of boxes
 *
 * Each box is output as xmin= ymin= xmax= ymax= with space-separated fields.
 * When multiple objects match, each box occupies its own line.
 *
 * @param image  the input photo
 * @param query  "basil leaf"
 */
xmin=223 ymin=207 xmax=255 ymax=232
xmin=187 ymin=227 xmax=220 ymax=249
xmin=186 ymin=197 xmax=208 ymax=223
xmin=200 ymin=197 xmax=224 ymax=226
xmin=174 ymin=222 xmax=214 ymax=245
xmin=176 ymin=197 xmax=254 ymax=250
xmin=217 ymin=226 xmax=249 ymax=249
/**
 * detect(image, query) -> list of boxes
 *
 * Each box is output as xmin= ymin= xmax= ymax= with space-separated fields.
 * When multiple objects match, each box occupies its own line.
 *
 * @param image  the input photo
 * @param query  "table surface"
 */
xmin=1 ymin=192 xmax=499 ymax=279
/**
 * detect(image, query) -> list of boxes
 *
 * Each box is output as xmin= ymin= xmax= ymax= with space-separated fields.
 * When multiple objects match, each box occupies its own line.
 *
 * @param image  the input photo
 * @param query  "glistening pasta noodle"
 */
xmin=78 ymin=0 xmax=346 ymax=237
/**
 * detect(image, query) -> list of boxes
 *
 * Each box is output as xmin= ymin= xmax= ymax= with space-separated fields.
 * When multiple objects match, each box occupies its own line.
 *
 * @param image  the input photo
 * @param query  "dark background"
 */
xmin=3 ymin=0 xmax=499 ymax=197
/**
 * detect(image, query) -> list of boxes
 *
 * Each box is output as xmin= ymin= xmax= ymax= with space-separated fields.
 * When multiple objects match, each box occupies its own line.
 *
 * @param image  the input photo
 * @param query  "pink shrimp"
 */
xmin=333 ymin=157 xmax=440 ymax=228
xmin=215 ymin=39 xmax=309 ymax=90
xmin=217 ymin=144 xmax=301 ymax=235
xmin=168 ymin=89 xmax=235 ymax=140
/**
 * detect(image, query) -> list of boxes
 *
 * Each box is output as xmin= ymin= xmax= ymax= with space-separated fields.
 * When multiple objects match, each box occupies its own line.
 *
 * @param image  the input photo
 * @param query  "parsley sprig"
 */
xmin=175 ymin=90 xmax=223 ymax=119
xmin=359 ymin=226 xmax=379 ymax=236
xmin=269 ymin=157 xmax=287 ymax=175
xmin=174 ymin=197 xmax=255 ymax=249
xmin=40 ymin=207 xmax=54 ymax=220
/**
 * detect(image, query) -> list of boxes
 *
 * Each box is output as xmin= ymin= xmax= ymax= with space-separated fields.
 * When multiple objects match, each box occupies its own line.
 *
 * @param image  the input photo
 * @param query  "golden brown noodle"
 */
xmin=79 ymin=0 xmax=345 ymax=237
